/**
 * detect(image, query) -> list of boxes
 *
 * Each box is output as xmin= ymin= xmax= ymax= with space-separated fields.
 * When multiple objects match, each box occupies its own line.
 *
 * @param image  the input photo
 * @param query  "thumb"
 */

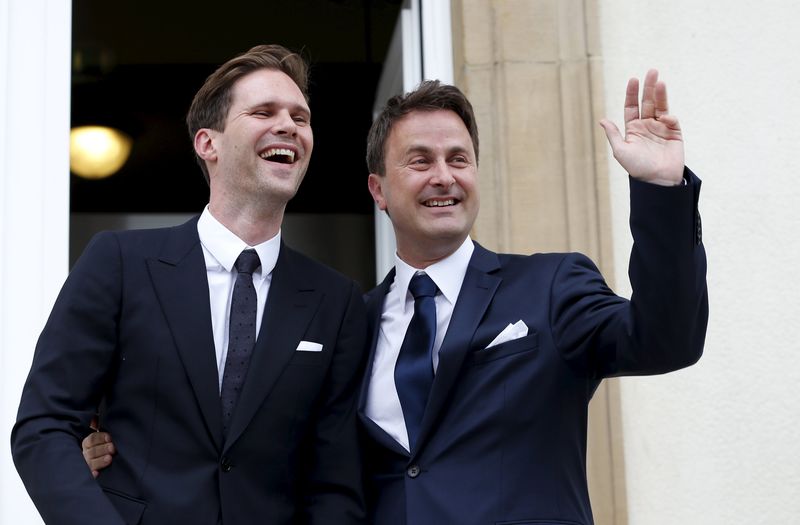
xmin=599 ymin=119 xmax=624 ymax=153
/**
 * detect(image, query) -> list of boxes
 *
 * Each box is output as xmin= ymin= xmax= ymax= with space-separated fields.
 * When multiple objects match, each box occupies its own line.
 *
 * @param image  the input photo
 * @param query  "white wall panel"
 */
xmin=597 ymin=2 xmax=800 ymax=523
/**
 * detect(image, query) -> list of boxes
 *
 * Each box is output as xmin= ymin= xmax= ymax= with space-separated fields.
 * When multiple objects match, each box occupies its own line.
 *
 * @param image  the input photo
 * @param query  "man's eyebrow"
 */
xmin=289 ymin=103 xmax=311 ymax=115
xmin=246 ymin=101 xmax=311 ymax=115
xmin=404 ymin=144 xmax=434 ymax=155
xmin=445 ymin=145 xmax=470 ymax=156
xmin=402 ymin=144 xmax=471 ymax=158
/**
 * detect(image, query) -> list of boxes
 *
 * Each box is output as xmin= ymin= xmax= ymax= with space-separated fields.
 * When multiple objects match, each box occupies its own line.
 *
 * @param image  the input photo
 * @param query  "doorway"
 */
xmin=70 ymin=0 xmax=406 ymax=291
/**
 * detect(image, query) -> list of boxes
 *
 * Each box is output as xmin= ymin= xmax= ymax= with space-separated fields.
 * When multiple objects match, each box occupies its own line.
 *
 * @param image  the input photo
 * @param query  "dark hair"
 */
xmin=186 ymin=44 xmax=309 ymax=184
xmin=366 ymin=80 xmax=479 ymax=175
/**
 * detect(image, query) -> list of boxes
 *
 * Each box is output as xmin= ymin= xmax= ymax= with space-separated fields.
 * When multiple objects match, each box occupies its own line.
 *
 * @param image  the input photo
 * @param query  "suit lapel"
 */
xmin=413 ymin=244 xmax=501 ymax=455
xmin=223 ymin=244 xmax=322 ymax=451
xmin=146 ymin=217 xmax=223 ymax=450
xmin=358 ymin=269 xmax=393 ymax=412
xmin=357 ymin=270 xmax=409 ymax=455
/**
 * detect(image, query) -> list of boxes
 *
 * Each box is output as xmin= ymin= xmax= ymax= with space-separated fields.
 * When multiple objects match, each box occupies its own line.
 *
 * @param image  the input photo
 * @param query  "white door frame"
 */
xmin=0 ymin=1 xmax=72 ymax=523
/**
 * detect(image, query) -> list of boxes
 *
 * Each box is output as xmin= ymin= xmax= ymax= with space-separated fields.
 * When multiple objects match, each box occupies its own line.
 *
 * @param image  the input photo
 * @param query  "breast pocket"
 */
xmin=289 ymin=349 xmax=328 ymax=366
xmin=468 ymin=332 xmax=538 ymax=366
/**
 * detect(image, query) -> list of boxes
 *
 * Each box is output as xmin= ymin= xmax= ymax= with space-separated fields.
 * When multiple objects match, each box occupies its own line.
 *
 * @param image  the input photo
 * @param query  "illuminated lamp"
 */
xmin=70 ymin=125 xmax=133 ymax=179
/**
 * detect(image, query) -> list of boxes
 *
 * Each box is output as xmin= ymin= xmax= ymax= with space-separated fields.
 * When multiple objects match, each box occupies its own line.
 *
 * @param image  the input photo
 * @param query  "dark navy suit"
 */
xmin=359 ymin=172 xmax=708 ymax=525
xmin=12 ymin=217 xmax=368 ymax=524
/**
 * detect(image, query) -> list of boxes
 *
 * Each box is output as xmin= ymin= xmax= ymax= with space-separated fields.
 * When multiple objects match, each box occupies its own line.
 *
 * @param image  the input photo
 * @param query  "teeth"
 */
xmin=259 ymin=148 xmax=296 ymax=162
xmin=424 ymin=199 xmax=455 ymax=207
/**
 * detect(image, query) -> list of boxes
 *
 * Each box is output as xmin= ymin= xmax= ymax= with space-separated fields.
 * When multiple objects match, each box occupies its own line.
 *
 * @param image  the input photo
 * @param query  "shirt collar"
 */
xmin=197 ymin=206 xmax=281 ymax=276
xmin=393 ymin=236 xmax=474 ymax=312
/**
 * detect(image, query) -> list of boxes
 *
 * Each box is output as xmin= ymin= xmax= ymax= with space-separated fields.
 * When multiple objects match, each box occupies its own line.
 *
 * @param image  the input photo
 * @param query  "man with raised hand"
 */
xmin=357 ymin=71 xmax=706 ymax=524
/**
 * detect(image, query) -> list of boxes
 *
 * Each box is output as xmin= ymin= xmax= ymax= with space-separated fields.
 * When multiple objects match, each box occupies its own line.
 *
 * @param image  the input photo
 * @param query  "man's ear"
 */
xmin=367 ymin=173 xmax=387 ymax=211
xmin=194 ymin=129 xmax=217 ymax=163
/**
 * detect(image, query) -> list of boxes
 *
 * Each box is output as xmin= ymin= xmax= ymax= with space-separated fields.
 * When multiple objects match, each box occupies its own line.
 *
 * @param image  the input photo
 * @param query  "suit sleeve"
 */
xmin=300 ymin=281 xmax=368 ymax=525
xmin=550 ymin=167 xmax=708 ymax=378
xmin=10 ymin=232 xmax=128 ymax=524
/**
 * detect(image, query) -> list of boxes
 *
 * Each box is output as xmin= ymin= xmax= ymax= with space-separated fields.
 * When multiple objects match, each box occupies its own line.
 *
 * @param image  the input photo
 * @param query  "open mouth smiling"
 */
xmin=423 ymin=198 xmax=457 ymax=207
xmin=259 ymin=147 xmax=297 ymax=164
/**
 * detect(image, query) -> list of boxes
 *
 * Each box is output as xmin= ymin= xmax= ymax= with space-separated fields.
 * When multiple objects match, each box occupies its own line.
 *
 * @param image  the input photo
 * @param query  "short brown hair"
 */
xmin=186 ymin=44 xmax=310 ymax=184
xmin=366 ymin=80 xmax=479 ymax=175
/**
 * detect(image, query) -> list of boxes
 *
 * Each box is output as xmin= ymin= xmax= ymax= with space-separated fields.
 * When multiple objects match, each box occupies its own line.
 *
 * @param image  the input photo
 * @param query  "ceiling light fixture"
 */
xmin=70 ymin=125 xmax=132 ymax=179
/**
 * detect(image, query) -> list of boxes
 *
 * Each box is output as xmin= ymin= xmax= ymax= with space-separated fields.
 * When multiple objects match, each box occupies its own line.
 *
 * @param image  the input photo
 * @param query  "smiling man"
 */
xmin=359 ymin=78 xmax=708 ymax=524
xmin=78 ymin=73 xmax=708 ymax=524
xmin=11 ymin=45 xmax=367 ymax=525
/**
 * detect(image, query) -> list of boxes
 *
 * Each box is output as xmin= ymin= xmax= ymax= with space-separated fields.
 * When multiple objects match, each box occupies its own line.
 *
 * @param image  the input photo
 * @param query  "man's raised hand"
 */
xmin=600 ymin=69 xmax=685 ymax=186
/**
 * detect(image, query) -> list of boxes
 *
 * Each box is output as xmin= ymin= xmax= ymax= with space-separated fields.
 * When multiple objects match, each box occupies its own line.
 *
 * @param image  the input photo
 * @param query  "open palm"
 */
xmin=600 ymin=69 xmax=684 ymax=186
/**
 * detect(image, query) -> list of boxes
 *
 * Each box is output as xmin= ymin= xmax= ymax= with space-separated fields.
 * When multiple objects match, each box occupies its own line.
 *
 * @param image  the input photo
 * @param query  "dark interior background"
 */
xmin=70 ymin=0 xmax=403 ymax=288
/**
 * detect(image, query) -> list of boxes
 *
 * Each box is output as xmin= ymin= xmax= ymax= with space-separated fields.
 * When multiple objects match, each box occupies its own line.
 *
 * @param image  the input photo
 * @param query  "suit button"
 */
xmin=221 ymin=457 xmax=233 ymax=472
xmin=695 ymin=212 xmax=703 ymax=244
xmin=407 ymin=465 xmax=420 ymax=478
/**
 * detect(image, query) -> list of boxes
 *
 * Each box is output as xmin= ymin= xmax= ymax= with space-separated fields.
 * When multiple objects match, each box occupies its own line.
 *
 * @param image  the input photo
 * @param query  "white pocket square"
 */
xmin=485 ymin=320 xmax=528 ymax=349
xmin=296 ymin=341 xmax=323 ymax=352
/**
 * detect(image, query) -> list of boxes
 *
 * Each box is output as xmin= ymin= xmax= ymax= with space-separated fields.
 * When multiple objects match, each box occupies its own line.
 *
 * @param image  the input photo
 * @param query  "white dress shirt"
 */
xmin=365 ymin=237 xmax=475 ymax=451
xmin=197 ymin=207 xmax=280 ymax=391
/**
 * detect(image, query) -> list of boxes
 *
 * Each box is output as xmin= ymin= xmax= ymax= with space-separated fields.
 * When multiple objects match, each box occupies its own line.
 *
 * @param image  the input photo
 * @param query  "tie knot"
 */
xmin=409 ymin=273 xmax=437 ymax=299
xmin=234 ymin=249 xmax=261 ymax=275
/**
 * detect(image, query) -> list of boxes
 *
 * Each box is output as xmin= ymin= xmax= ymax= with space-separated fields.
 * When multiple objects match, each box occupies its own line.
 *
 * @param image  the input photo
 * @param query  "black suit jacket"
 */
xmin=12 ymin=216 xmax=368 ymax=524
xmin=359 ymin=171 xmax=708 ymax=525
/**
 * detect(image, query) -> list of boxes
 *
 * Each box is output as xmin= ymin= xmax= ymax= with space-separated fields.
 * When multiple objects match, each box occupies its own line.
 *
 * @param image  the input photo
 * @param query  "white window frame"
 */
xmin=0 ymin=1 xmax=71 ymax=523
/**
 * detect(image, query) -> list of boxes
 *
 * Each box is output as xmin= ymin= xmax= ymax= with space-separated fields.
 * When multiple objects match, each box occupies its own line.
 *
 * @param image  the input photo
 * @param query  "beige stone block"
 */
xmin=501 ymin=62 xmax=569 ymax=254
xmin=560 ymin=59 xmax=600 ymax=259
xmin=455 ymin=0 xmax=495 ymax=66
xmin=462 ymin=65 xmax=510 ymax=252
xmin=589 ymin=56 xmax=616 ymax=283
xmin=495 ymin=0 xmax=559 ymax=63
xmin=584 ymin=0 xmax=603 ymax=58
xmin=557 ymin=0 xmax=588 ymax=60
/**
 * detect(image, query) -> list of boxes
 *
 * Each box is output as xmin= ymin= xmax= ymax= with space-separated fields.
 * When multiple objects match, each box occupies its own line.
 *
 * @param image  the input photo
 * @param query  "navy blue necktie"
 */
xmin=395 ymin=272 xmax=438 ymax=451
xmin=220 ymin=249 xmax=261 ymax=437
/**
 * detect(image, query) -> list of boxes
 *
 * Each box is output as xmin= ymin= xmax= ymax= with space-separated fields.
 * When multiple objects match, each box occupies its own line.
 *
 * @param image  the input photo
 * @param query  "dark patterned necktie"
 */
xmin=220 ymin=249 xmax=261 ymax=437
xmin=394 ymin=272 xmax=438 ymax=451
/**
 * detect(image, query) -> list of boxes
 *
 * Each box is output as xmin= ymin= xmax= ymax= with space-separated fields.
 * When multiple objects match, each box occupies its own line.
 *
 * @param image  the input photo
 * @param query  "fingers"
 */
xmin=82 ymin=437 xmax=115 ymax=461
xmin=640 ymin=69 xmax=659 ymax=119
xmin=654 ymin=80 xmax=669 ymax=118
xmin=82 ymin=431 xmax=115 ymax=475
xmin=627 ymin=69 xmax=671 ymax=121
xmin=615 ymin=68 xmax=673 ymax=138
xmin=82 ymin=430 xmax=110 ymax=450
xmin=623 ymin=77 xmax=640 ymax=124
xmin=655 ymin=113 xmax=682 ymax=133
xmin=84 ymin=449 xmax=113 ymax=474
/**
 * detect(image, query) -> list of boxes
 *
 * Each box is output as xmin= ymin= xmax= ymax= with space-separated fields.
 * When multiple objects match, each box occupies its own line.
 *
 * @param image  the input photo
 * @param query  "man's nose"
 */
xmin=430 ymin=160 xmax=456 ymax=187
xmin=273 ymin=110 xmax=297 ymax=136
